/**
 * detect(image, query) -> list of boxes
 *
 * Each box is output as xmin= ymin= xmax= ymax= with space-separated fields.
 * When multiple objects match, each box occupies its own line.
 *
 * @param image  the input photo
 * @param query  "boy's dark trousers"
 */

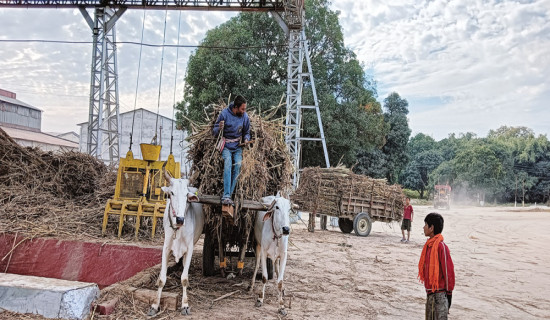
xmin=426 ymin=292 xmax=448 ymax=320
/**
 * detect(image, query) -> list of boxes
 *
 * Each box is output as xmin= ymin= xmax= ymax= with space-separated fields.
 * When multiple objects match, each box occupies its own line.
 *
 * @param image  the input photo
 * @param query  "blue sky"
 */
xmin=0 ymin=0 xmax=549 ymax=140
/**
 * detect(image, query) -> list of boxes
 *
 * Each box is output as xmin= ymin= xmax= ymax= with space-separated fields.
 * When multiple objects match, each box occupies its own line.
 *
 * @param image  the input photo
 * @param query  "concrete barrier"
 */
xmin=0 ymin=273 xmax=99 ymax=319
xmin=0 ymin=233 xmax=162 ymax=288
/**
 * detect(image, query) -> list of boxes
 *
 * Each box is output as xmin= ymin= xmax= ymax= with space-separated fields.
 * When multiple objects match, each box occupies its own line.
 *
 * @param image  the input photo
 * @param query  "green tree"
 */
xmin=451 ymin=144 xmax=504 ymax=202
xmin=403 ymin=150 xmax=444 ymax=199
xmin=382 ymin=92 xmax=411 ymax=183
xmin=401 ymin=133 xmax=442 ymax=198
xmin=429 ymin=160 xmax=455 ymax=191
xmin=487 ymin=126 xmax=550 ymax=204
xmin=354 ymin=148 xmax=387 ymax=178
xmin=177 ymin=11 xmax=287 ymax=129
xmin=178 ymin=0 xmax=387 ymax=167
xmin=408 ymin=133 xmax=436 ymax=156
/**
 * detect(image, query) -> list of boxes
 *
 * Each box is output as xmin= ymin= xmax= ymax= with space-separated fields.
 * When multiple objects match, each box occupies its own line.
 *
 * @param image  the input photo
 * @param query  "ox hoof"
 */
xmin=181 ymin=306 xmax=192 ymax=315
xmin=278 ymin=308 xmax=288 ymax=316
xmin=147 ymin=307 xmax=159 ymax=317
xmin=255 ymin=300 xmax=263 ymax=307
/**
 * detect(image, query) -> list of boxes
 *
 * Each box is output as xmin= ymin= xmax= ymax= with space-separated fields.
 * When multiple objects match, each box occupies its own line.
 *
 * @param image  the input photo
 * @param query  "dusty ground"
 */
xmin=3 ymin=205 xmax=550 ymax=319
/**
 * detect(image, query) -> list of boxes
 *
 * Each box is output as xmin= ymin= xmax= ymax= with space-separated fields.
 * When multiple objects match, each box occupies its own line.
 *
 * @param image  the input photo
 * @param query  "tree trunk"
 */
xmin=420 ymin=188 xmax=425 ymax=199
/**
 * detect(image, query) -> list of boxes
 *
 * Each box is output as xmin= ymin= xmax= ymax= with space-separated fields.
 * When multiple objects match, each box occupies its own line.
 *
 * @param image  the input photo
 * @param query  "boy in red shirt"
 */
xmin=401 ymin=197 xmax=414 ymax=242
xmin=419 ymin=212 xmax=455 ymax=320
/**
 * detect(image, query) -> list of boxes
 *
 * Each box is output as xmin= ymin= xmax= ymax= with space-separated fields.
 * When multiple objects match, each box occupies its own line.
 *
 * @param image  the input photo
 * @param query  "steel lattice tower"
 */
xmin=80 ymin=7 xmax=125 ymax=163
xmin=283 ymin=1 xmax=330 ymax=187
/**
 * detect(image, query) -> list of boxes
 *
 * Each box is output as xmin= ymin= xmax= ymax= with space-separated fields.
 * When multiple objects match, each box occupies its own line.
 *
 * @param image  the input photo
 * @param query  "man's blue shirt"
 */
xmin=213 ymin=103 xmax=251 ymax=150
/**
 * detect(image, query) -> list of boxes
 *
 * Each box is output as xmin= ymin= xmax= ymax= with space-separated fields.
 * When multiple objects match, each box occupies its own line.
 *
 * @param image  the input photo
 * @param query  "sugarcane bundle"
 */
xmin=186 ymin=101 xmax=293 ymax=239
xmin=292 ymin=166 xmax=405 ymax=221
xmin=0 ymin=127 xmax=116 ymax=238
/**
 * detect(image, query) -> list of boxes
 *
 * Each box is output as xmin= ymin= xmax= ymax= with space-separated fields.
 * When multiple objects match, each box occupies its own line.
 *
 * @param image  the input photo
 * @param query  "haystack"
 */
xmin=0 ymin=127 xmax=116 ymax=238
xmin=186 ymin=102 xmax=292 ymax=244
xmin=291 ymin=166 xmax=405 ymax=222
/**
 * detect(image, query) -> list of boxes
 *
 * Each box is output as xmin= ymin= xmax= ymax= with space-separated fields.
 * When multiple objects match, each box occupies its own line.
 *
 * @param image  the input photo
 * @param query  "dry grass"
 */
xmin=0 ymin=127 xmax=118 ymax=240
xmin=186 ymin=101 xmax=292 ymax=244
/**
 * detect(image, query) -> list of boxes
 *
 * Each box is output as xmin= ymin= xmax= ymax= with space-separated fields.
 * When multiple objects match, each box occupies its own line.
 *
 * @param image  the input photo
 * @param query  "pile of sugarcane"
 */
xmin=186 ymin=101 xmax=292 ymax=243
xmin=292 ymin=166 xmax=405 ymax=221
xmin=0 ymin=127 xmax=116 ymax=238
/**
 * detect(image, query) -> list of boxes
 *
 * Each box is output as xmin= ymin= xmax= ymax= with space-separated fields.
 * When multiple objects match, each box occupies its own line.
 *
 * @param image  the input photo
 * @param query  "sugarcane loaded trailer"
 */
xmin=292 ymin=167 xmax=406 ymax=237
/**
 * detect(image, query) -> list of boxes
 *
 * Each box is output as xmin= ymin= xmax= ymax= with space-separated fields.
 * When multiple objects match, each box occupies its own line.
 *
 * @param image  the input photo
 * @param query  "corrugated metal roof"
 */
xmin=0 ymin=95 xmax=43 ymax=112
xmin=1 ymin=125 xmax=78 ymax=148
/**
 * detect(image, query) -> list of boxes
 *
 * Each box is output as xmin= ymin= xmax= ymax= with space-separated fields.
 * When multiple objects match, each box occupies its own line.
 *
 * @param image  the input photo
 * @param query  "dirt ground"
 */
xmin=3 ymin=205 xmax=550 ymax=319
xmin=122 ymin=204 xmax=550 ymax=320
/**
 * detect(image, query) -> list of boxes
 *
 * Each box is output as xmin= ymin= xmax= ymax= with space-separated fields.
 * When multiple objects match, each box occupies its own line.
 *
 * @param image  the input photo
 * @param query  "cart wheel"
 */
xmin=202 ymin=230 xmax=216 ymax=277
xmin=338 ymin=218 xmax=353 ymax=234
xmin=353 ymin=212 xmax=372 ymax=237
xmin=256 ymin=258 xmax=274 ymax=280
xmin=267 ymin=258 xmax=274 ymax=280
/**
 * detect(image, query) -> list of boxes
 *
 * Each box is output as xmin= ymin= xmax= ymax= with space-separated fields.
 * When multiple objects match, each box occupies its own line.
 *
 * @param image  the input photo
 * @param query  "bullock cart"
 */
xmin=185 ymin=102 xmax=293 ymax=278
xmin=197 ymin=195 xmax=274 ymax=278
xmin=292 ymin=167 xmax=406 ymax=237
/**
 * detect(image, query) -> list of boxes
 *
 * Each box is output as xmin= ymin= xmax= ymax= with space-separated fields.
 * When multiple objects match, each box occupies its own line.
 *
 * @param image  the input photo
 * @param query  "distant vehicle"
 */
xmin=434 ymin=185 xmax=451 ymax=209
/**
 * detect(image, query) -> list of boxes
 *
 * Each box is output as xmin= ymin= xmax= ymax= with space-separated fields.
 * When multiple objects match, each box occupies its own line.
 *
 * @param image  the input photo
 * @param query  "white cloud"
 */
xmin=0 ymin=8 xmax=235 ymax=133
xmin=331 ymin=0 xmax=550 ymax=139
xmin=0 ymin=2 xmax=548 ymax=141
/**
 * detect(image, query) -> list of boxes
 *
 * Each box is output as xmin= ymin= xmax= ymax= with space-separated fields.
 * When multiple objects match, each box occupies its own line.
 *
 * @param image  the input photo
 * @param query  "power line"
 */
xmin=0 ymin=39 xmax=288 ymax=50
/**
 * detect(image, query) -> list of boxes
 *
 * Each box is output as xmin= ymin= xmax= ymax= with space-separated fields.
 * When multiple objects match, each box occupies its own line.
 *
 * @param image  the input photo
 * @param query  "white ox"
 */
xmin=250 ymin=195 xmax=292 ymax=315
xmin=148 ymin=173 xmax=204 ymax=316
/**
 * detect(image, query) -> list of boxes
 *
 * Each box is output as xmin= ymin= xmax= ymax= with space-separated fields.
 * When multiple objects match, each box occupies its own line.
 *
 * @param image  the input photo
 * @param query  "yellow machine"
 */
xmin=102 ymin=144 xmax=181 ymax=239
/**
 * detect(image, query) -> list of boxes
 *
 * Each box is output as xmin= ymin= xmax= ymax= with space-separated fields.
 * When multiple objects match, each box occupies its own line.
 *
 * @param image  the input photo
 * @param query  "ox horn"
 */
xmin=268 ymin=199 xmax=277 ymax=211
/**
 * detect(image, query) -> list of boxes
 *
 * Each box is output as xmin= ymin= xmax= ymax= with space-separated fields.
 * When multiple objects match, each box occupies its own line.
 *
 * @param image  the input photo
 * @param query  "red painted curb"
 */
xmin=0 ymin=233 xmax=162 ymax=288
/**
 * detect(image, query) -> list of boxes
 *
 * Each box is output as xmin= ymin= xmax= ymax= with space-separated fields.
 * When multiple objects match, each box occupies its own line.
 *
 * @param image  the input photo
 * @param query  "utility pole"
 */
xmin=522 ymin=178 xmax=525 ymax=207
xmin=515 ymin=175 xmax=517 ymax=207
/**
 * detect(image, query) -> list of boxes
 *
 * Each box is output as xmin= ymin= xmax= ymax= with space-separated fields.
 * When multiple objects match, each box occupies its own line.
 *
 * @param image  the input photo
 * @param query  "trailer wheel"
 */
xmin=338 ymin=218 xmax=353 ymax=233
xmin=353 ymin=212 xmax=372 ymax=237
xmin=202 ymin=230 xmax=216 ymax=277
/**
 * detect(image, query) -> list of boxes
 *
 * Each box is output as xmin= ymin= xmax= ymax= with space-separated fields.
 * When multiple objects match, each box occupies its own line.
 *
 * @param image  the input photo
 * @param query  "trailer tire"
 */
xmin=202 ymin=230 xmax=216 ymax=277
xmin=353 ymin=212 xmax=372 ymax=237
xmin=338 ymin=218 xmax=353 ymax=233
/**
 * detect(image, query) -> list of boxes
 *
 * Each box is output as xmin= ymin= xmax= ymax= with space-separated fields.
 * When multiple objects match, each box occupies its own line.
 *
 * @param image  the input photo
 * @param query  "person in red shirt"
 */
xmin=419 ymin=212 xmax=455 ymax=320
xmin=401 ymin=197 xmax=414 ymax=243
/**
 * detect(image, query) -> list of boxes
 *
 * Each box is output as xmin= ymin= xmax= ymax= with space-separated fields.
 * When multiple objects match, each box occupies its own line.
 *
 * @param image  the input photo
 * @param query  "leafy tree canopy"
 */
xmin=381 ymin=92 xmax=411 ymax=183
xmin=177 ymin=0 xmax=387 ymax=167
xmin=426 ymin=126 xmax=550 ymax=204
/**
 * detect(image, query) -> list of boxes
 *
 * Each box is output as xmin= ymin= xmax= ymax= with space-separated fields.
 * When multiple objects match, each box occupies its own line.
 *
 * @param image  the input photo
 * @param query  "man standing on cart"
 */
xmin=213 ymin=95 xmax=250 ymax=205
